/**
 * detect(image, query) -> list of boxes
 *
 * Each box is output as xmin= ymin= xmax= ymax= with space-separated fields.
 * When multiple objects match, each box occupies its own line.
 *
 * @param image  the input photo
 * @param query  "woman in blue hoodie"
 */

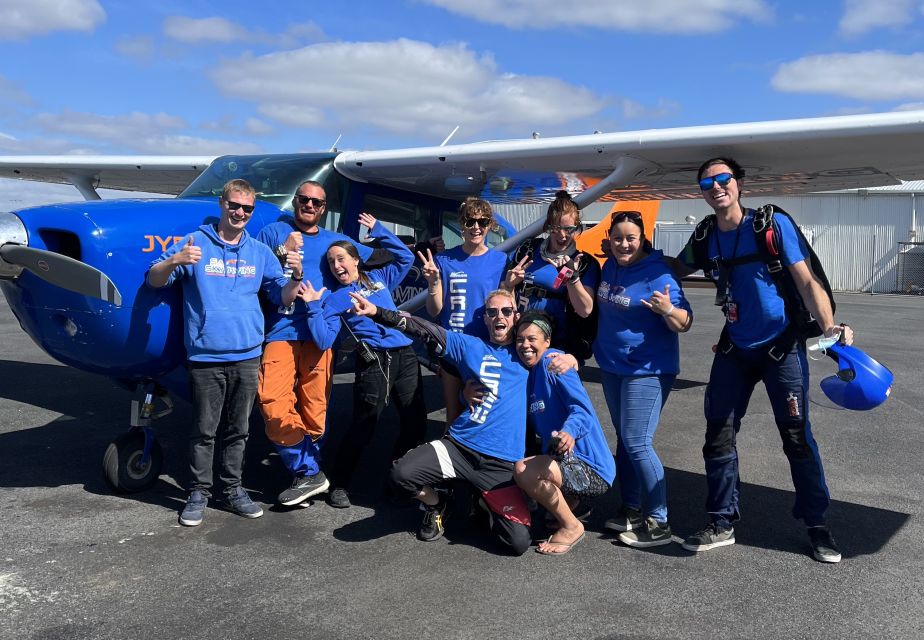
xmin=301 ymin=213 xmax=427 ymax=508
xmin=592 ymin=211 xmax=692 ymax=548
xmin=513 ymin=311 xmax=616 ymax=556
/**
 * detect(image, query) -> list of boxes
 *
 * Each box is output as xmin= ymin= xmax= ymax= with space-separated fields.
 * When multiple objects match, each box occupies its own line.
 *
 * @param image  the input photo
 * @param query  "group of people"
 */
xmin=147 ymin=155 xmax=853 ymax=564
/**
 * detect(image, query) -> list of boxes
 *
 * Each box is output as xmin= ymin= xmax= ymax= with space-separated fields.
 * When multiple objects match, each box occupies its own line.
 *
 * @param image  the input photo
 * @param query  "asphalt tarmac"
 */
xmin=1 ymin=289 xmax=922 ymax=640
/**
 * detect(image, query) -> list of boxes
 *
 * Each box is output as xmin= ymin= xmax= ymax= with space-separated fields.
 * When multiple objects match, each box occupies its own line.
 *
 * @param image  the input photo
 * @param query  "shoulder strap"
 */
xmin=688 ymin=214 xmax=717 ymax=277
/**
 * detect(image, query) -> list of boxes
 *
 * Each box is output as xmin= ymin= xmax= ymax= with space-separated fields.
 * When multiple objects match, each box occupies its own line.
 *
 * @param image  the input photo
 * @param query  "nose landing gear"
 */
xmin=102 ymin=385 xmax=172 ymax=493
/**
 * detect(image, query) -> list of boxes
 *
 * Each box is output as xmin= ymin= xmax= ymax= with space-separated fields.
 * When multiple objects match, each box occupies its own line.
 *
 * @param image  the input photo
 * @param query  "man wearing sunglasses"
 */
xmin=147 ymin=179 xmax=303 ymax=526
xmin=254 ymin=180 xmax=376 ymax=508
xmin=350 ymin=289 xmax=535 ymax=554
xmin=671 ymin=157 xmax=853 ymax=564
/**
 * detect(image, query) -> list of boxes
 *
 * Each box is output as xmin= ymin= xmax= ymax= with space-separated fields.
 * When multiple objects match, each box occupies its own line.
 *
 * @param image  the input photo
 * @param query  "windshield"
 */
xmin=179 ymin=153 xmax=344 ymax=210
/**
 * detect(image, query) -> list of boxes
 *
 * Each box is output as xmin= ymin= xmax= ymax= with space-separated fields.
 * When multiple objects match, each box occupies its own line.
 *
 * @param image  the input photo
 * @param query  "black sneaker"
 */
xmin=618 ymin=517 xmax=673 ymax=548
xmin=278 ymin=471 xmax=330 ymax=506
xmin=328 ymin=487 xmax=351 ymax=509
xmin=681 ymin=523 xmax=735 ymax=552
xmin=418 ymin=497 xmax=448 ymax=542
xmin=223 ymin=486 xmax=263 ymax=519
xmin=179 ymin=490 xmax=207 ymax=527
xmin=808 ymin=526 xmax=842 ymax=563
xmin=604 ymin=505 xmax=644 ymax=532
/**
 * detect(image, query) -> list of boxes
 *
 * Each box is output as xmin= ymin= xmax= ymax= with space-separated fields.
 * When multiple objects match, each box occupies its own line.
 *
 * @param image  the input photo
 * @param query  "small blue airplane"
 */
xmin=1 ymin=110 xmax=923 ymax=492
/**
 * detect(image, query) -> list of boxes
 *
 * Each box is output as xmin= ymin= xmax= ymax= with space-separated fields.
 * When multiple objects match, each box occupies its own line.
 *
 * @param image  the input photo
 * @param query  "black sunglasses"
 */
xmin=294 ymin=194 xmax=327 ymax=208
xmin=226 ymin=200 xmax=255 ymax=213
xmin=463 ymin=217 xmax=492 ymax=229
xmin=485 ymin=306 xmax=514 ymax=318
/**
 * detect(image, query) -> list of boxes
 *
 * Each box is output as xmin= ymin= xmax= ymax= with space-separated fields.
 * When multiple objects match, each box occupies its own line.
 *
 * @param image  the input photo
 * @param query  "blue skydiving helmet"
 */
xmin=820 ymin=343 xmax=894 ymax=411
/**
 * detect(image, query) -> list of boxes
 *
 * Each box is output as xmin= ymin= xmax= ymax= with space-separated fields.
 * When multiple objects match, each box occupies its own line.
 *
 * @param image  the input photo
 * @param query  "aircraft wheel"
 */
xmin=102 ymin=430 xmax=164 ymax=493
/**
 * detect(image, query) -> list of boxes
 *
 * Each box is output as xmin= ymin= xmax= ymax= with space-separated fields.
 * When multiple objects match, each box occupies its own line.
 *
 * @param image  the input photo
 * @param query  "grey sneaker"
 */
xmin=619 ymin=517 xmax=673 ymax=548
xmin=223 ymin=486 xmax=263 ymax=519
xmin=808 ymin=526 xmax=842 ymax=563
xmin=682 ymin=523 xmax=735 ymax=552
xmin=604 ymin=505 xmax=644 ymax=532
xmin=179 ymin=490 xmax=207 ymax=527
xmin=328 ymin=487 xmax=351 ymax=509
xmin=278 ymin=471 xmax=330 ymax=506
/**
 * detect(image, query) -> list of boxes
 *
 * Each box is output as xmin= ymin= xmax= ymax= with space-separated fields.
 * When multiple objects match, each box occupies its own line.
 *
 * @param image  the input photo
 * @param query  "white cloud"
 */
xmin=201 ymin=115 xmax=274 ymax=136
xmin=29 ymin=109 xmax=261 ymax=155
xmin=617 ymin=97 xmax=681 ymax=119
xmin=213 ymin=39 xmax=605 ymax=139
xmin=0 ymin=0 xmax=105 ymax=40
xmin=839 ymin=0 xmax=915 ymax=35
xmin=893 ymin=102 xmax=924 ymax=111
xmin=0 ymin=75 xmax=33 ymax=106
xmin=772 ymin=51 xmax=924 ymax=100
xmin=115 ymin=35 xmax=155 ymax=61
xmin=419 ymin=0 xmax=771 ymax=33
xmin=244 ymin=117 xmax=273 ymax=135
xmin=163 ymin=15 xmax=326 ymax=46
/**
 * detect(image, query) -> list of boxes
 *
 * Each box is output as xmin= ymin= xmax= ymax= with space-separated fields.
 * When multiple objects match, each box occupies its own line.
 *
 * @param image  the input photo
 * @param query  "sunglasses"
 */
xmin=463 ymin=217 xmax=492 ymax=229
xmin=548 ymin=224 xmax=580 ymax=234
xmin=294 ymin=194 xmax=327 ymax=208
xmin=485 ymin=306 xmax=514 ymax=318
xmin=226 ymin=200 xmax=255 ymax=213
xmin=698 ymin=172 xmax=734 ymax=191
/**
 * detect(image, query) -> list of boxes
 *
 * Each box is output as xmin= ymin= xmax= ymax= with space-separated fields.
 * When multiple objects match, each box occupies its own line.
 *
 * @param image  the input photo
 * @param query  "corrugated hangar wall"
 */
xmin=496 ymin=192 xmax=924 ymax=293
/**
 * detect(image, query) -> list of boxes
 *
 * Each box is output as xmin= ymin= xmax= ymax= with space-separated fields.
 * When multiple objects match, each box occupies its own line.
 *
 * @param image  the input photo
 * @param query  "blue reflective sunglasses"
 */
xmin=698 ymin=172 xmax=734 ymax=191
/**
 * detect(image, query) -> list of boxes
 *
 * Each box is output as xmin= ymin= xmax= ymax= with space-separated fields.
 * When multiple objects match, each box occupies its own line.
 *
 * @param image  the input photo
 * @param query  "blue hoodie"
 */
xmin=256 ymin=218 xmax=373 ymax=342
xmin=305 ymin=222 xmax=414 ymax=351
xmin=527 ymin=348 xmax=616 ymax=485
xmin=593 ymin=249 xmax=691 ymax=376
xmin=150 ymin=224 xmax=287 ymax=363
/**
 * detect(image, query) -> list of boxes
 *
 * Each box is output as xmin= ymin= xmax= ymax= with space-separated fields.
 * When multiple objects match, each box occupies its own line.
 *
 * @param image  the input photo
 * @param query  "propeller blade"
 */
xmin=0 ymin=244 xmax=122 ymax=306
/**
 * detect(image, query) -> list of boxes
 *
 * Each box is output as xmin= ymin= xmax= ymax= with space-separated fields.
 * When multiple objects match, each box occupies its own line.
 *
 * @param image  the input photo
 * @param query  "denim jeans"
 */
xmin=601 ymin=371 xmax=675 ymax=523
xmin=703 ymin=344 xmax=829 ymax=527
xmin=187 ymin=357 xmax=260 ymax=497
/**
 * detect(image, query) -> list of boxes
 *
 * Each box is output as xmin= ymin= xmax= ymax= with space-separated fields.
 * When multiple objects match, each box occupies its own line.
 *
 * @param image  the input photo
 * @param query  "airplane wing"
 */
xmin=334 ymin=110 xmax=924 ymax=204
xmin=0 ymin=155 xmax=216 ymax=196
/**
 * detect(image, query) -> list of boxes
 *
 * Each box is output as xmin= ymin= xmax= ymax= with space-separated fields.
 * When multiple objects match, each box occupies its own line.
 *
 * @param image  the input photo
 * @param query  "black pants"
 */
xmin=187 ymin=357 xmax=260 ymax=497
xmin=330 ymin=345 xmax=427 ymax=488
xmin=390 ymin=438 xmax=532 ymax=556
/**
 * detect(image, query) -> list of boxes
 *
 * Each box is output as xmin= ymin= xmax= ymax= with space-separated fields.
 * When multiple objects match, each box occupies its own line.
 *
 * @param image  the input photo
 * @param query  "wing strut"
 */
xmin=64 ymin=172 xmax=102 ymax=201
xmin=397 ymin=155 xmax=651 ymax=313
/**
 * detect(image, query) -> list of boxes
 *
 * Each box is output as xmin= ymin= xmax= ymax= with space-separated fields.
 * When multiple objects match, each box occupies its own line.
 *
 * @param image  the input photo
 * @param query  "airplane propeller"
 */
xmin=0 ymin=244 xmax=122 ymax=306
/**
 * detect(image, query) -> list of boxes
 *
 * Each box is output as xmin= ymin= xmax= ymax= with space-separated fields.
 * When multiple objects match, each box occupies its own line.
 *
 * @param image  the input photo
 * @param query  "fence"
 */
xmin=896 ymin=242 xmax=924 ymax=295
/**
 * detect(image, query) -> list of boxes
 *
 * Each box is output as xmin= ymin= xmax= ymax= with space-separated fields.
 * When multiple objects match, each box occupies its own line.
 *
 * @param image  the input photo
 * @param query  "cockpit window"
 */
xmin=179 ymin=153 xmax=344 ymax=213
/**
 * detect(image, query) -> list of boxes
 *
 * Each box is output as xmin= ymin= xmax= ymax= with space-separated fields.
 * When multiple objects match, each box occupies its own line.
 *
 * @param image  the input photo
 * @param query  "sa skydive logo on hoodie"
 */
xmin=204 ymin=258 xmax=257 ymax=278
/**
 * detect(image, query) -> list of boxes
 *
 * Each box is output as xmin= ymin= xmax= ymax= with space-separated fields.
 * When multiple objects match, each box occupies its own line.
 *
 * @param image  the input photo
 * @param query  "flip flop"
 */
xmin=536 ymin=532 xmax=585 ymax=556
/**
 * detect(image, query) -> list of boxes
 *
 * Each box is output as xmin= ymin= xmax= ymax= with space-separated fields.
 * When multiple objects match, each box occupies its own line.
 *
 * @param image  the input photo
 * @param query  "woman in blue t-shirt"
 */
xmin=512 ymin=311 xmax=616 ymax=556
xmin=300 ymin=213 xmax=427 ymax=509
xmin=593 ymin=211 xmax=692 ymax=549
xmin=504 ymin=190 xmax=599 ymax=360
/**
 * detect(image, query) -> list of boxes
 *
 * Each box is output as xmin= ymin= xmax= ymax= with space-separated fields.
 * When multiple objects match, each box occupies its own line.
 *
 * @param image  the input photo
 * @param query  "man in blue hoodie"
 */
xmin=147 ymin=179 xmax=302 ymax=527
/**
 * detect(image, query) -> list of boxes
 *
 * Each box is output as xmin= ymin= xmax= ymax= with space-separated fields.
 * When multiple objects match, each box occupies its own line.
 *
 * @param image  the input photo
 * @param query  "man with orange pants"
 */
xmin=256 ymin=180 xmax=373 ymax=506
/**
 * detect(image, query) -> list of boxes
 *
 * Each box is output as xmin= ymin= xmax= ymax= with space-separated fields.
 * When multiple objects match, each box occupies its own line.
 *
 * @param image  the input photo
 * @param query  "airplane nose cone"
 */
xmin=0 ymin=211 xmax=28 ymax=279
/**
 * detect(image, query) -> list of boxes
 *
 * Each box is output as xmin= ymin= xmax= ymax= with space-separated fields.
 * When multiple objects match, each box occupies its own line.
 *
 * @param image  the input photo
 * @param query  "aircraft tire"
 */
xmin=103 ymin=429 xmax=164 ymax=493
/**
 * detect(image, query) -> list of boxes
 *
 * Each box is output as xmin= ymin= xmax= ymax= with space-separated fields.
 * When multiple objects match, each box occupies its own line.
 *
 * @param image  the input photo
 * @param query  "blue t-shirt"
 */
xmin=518 ymin=245 xmax=600 ymax=334
xmin=305 ymin=223 xmax=413 ymax=351
xmin=593 ymin=249 xmax=691 ymax=376
xmin=442 ymin=333 xmax=528 ymax=462
xmin=256 ymin=219 xmax=373 ymax=343
xmin=435 ymin=247 xmax=507 ymax=340
xmin=149 ymin=224 xmax=287 ymax=363
xmin=681 ymin=210 xmax=807 ymax=349
xmin=527 ymin=348 xmax=616 ymax=485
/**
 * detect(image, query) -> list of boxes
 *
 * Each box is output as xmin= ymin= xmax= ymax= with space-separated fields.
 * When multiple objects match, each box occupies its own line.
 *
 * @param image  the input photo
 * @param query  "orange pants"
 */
xmin=258 ymin=340 xmax=333 ymax=447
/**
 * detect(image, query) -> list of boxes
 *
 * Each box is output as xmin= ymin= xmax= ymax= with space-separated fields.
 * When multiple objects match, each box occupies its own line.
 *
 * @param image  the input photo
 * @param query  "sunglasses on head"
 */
xmin=485 ymin=306 xmax=514 ymax=318
xmin=698 ymin=172 xmax=734 ymax=191
xmin=463 ymin=217 xmax=492 ymax=229
xmin=226 ymin=200 xmax=255 ymax=213
xmin=294 ymin=194 xmax=326 ymax=208
xmin=548 ymin=224 xmax=580 ymax=234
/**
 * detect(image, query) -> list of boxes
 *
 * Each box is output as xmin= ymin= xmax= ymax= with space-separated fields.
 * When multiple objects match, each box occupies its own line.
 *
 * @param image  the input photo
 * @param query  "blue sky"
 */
xmin=3 ymin=0 xmax=924 ymax=207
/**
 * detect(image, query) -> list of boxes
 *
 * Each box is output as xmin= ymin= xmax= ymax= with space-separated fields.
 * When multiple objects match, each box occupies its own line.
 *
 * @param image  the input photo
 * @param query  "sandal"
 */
xmin=536 ymin=532 xmax=585 ymax=555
